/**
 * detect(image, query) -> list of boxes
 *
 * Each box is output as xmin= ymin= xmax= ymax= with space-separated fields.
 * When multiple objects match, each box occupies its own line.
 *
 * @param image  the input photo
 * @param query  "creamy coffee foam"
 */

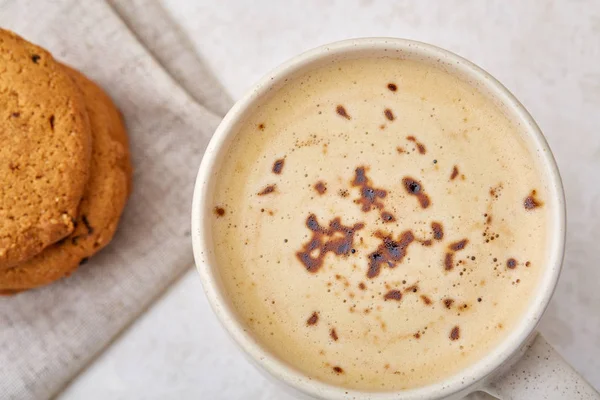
xmin=211 ymin=57 xmax=550 ymax=391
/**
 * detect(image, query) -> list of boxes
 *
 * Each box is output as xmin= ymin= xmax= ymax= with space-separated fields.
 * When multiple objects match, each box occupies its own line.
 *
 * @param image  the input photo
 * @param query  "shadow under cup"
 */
xmin=191 ymin=38 xmax=566 ymax=400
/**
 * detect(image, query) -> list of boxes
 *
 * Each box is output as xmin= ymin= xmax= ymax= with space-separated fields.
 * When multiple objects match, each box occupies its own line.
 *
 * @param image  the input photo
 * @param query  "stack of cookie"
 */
xmin=0 ymin=29 xmax=132 ymax=294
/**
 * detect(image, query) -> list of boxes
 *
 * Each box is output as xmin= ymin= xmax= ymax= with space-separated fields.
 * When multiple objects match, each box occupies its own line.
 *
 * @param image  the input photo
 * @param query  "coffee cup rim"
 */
xmin=191 ymin=37 xmax=566 ymax=399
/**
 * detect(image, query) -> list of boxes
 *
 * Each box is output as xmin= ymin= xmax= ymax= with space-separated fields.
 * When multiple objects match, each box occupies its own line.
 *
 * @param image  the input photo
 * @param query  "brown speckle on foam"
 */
xmin=272 ymin=159 xmax=285 ymax=174
xmin=489 ymin=183 xmax=503 ymax=198
xmin=258 ymin=123 xmax=265 ymax=131
xmin=402 ymin=177 xmax=430 ymax=209
xmin=450 ymin=326 xmax=460 ymax=340
xmin=387 ymin=83 xmax=397 ymax=91
xmin=368 ymin=231 xmax=415 ymax=278
xmin=352 ymin=166 xmax=388 ymax=212
xmin=405 ymin=284 xmax=418 ymax=293
xmin=450 ymin=165 xmax=459 ymax=180
xmin=336 ymin=105 xmax=351 ymax=120
xmin=443 ymin=298 xmax=455 ymax=309
xmin=449 ymin=239 xmax=468 ymax=252
xmin=330 ymin=328 xmax=339 ymax=341
xmin=296 ymin=214 xmax=364 ymax=273
xmin=406 ymin=136 xmax=426 ymax=154
xmin=524 ymin=190 xmax=543 ymax=210
xmin=431 ymin=222 xmax=444 ymax=241
xmin=332 ymin=366 xmax=344 ymax=374
xmin=381 ymin=211 xmax=396 ymax=223
xmin=444 ymin=253 xmax=454 ymax=270
xmin=214 ymin=207 xmax=225 ymax=217
xmin=420 ymin=295 xmax=432 ymax=305
xmin=307 ymin=312 xmax=319 ymax=326
xmin=384 ymin=108 xmax=395 ymax=121
xmin=314 ymin=181 xmax=327 ymax=195
xmin=257 ymin=185 xmax=276 ymax=196
xmin=507 ymin=258 xmax=517 ymax=269
xmin=384 ymin=289 xmax=402 ymax=301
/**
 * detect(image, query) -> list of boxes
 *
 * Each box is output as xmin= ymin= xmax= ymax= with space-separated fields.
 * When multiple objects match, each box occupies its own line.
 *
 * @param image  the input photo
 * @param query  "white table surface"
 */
xmin=59 ymin=0 xmax=600 ymax=398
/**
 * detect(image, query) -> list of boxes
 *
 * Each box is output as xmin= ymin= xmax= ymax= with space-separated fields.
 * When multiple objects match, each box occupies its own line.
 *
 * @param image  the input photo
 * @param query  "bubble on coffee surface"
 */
xmin=211 ymin=57 xmax=549 ymax=391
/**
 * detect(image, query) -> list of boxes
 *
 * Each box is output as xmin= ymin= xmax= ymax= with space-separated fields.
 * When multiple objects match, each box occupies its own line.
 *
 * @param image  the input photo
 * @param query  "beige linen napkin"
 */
xmin=107 ymin=0 xmax=233 ymax=117
xmin=0 ymin=1 xmax=230 ymax=399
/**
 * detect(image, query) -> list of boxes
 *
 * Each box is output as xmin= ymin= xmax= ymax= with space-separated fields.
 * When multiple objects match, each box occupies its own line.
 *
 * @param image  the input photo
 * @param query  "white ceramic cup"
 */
xmin=191 ymin=38 xmax=600 ymax=399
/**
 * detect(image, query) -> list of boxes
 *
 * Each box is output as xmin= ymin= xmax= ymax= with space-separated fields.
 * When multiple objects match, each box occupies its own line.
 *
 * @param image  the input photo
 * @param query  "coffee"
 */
xmin=210 ymin=57 xmax=550 ymax=391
